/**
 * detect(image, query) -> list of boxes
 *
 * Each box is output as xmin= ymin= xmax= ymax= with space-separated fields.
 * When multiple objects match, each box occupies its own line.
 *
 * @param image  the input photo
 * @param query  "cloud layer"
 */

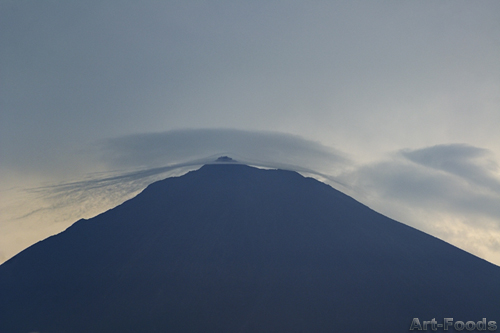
xmin=98 ymin=129 xmax=351 ymax=175
xmin=2 ymin=2 xmax=499 ymax=267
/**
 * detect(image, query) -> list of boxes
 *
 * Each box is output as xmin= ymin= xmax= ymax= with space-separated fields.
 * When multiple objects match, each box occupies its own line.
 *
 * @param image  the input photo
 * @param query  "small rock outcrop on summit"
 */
xmin=215 ymin=156 xmax=236 ymax=163
xmin=0 ymin=164 xmax=499 ymax=332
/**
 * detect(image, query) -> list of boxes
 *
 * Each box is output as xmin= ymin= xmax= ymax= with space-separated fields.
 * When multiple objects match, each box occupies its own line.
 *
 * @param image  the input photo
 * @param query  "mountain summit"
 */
xmin=0 ymin=163 xmax=499 ymax=332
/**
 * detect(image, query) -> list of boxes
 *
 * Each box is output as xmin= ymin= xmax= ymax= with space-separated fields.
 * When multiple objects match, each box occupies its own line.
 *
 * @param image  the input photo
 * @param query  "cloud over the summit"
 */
xmin=97 ymin=129 xmax=351 ymax=175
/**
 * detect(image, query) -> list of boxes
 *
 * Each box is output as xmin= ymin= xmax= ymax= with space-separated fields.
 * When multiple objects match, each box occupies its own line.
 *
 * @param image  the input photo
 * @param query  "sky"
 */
xmin=1 ymin=1 xmax=500 ymax=265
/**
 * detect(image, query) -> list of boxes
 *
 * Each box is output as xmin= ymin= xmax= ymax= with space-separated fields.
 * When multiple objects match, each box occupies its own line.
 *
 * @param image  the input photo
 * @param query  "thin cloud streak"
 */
xmin=8 ymin=129 xmax=351 ymax=224
xmin=35 ymin=129 xmax=352 ymax=217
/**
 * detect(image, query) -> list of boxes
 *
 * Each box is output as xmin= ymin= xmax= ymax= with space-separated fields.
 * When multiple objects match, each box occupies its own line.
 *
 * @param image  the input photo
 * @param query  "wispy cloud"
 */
xmin=31 ymin=129 xmax=351 ymax=219
xmin=401 ymin=144 xmax=500 ymax=193
xmin=339 ymin=143 xmax=500 ymax=265
xmin=8 ymin=128 xmax=350 ymax=222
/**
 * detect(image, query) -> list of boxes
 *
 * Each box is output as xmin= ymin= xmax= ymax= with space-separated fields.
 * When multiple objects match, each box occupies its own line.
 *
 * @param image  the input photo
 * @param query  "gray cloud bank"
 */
xmin=401 ymin=144 xmax=500 ymax=194
xmin=98 ymin=129 xmax=351 ymax=175
xmin=345 ymin=144 xmax=500 ymax=222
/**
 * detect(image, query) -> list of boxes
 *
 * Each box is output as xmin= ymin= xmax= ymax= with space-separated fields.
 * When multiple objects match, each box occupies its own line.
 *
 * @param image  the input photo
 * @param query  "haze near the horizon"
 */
xmin=1 ymin=1 xmax=499 ymax=265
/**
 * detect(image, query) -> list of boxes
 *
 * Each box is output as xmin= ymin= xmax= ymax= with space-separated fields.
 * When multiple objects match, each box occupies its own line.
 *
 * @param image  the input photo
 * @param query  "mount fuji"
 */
xmin=1 ymin=160 xmax=499 ymax=332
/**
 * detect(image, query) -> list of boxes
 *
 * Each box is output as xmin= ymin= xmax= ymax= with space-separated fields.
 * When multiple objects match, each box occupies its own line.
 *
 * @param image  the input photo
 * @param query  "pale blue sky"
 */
xmin=1 ymin=1 xmax=500 ymax=265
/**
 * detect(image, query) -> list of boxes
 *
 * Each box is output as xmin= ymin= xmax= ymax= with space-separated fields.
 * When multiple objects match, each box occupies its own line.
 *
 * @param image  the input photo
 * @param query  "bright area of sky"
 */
xmin=1 ymin=1 xmax=500 ymax=265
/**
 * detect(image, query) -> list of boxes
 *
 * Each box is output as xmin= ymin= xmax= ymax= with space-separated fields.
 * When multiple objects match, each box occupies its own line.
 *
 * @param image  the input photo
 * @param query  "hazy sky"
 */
xmin=1 ymin=1 xmax=500 ymax=265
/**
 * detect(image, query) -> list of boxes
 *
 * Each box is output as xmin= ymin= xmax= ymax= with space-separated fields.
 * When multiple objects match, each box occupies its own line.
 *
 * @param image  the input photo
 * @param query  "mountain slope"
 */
xmin=1 ymin=163 xmax=499 ymax=332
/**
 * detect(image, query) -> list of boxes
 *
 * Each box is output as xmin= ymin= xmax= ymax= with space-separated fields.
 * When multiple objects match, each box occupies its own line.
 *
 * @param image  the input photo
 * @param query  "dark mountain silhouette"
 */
xmin=0 ymin=163 xmax=499 ymax=332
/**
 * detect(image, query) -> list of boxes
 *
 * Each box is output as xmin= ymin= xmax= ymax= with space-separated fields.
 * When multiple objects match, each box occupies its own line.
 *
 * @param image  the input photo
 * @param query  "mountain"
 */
xmin=0 ymin=162 xmax=499 ymax=332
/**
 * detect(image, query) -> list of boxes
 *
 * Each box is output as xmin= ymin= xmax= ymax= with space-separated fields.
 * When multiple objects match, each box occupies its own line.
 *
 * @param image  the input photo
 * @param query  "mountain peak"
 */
xmin=1 ymin=164 xmax=499 ymax=332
